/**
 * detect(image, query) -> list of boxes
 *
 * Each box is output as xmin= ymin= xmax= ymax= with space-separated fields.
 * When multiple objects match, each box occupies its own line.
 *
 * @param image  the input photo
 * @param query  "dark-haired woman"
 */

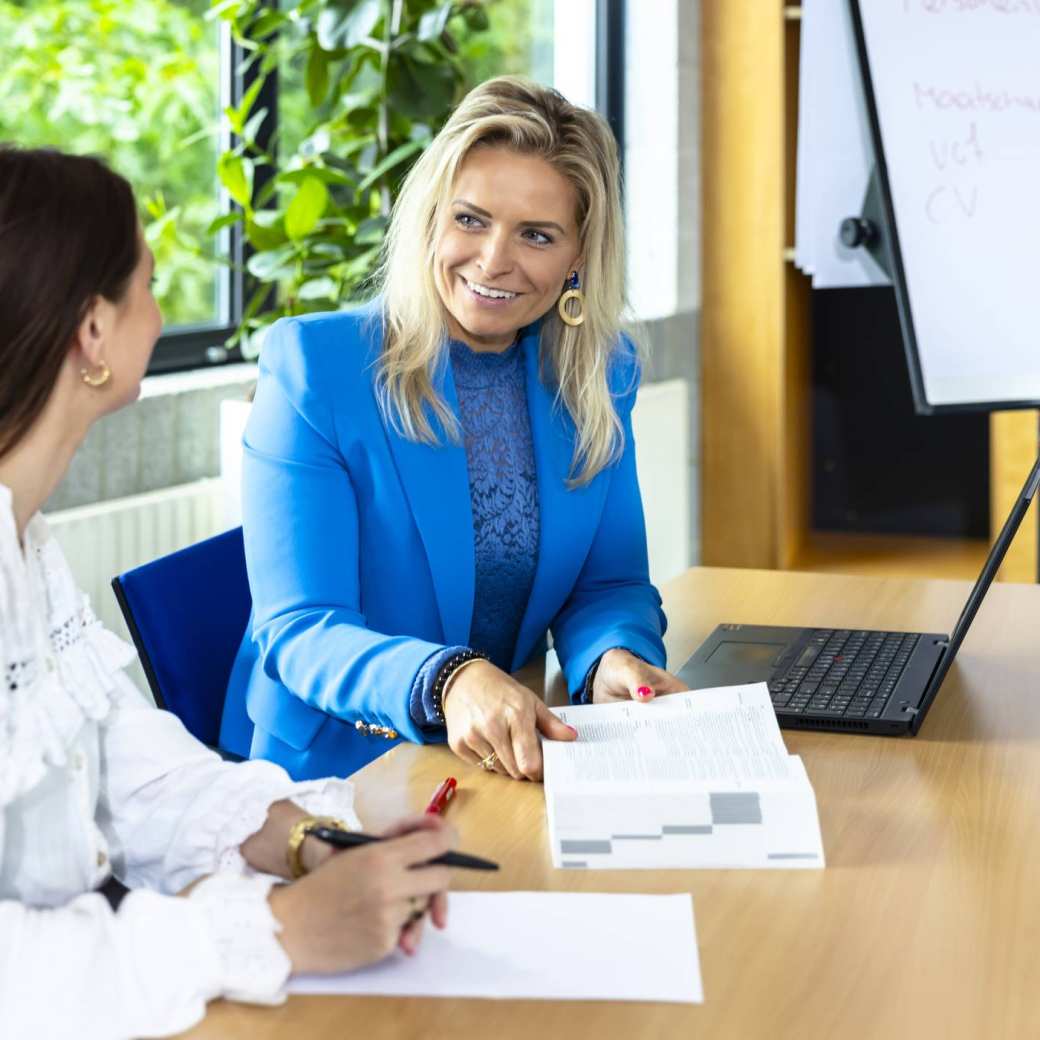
xmin=0 ymin=146 xmax=454 ymax=1040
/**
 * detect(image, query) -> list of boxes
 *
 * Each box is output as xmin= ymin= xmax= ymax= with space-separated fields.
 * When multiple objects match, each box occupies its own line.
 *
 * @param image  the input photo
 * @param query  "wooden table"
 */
xmin=182 ymin=567 xmax=1040 ymax=1039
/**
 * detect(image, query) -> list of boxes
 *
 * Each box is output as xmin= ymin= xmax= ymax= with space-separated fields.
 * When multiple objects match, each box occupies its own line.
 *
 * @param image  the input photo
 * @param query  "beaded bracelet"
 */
xmin=581 ymin=657 xmax=603 ymax=704
xmin=581 ymin=647 xmax=646 ymax=704
xmin=431 ymin=648 xmax=490 ymax=723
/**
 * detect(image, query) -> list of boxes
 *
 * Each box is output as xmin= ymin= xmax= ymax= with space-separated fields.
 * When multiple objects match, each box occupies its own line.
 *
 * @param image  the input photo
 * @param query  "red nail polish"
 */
xmin=637 ymin=686 xmax=653 ymax=698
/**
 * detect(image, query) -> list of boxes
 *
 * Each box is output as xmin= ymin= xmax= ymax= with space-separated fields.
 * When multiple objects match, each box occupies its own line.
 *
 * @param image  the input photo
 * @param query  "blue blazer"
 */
xmin=220 ymin=303 xmax=668 ymax=780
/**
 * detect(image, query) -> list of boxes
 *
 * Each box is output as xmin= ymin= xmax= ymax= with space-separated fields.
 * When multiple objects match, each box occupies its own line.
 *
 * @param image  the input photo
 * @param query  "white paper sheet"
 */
xmin=548 ymin=684 xmax=795 ymax=787
xmin=543 ymin=686 xmax=825 ymax=870
xmin=794 ymin=0 xmax=819 ymax=277
xmin=856 ymin=2 xmax=1040 ymax=407
xmin=795 ymin=0 xmax=889 ymax=289
xmin=289 ymin=891 xmax=702 ymax=1004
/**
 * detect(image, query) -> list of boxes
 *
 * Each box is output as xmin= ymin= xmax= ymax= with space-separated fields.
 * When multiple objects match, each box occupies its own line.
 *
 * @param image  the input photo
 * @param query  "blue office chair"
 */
xmin=112 ymin=526 xmax=250 ymax=759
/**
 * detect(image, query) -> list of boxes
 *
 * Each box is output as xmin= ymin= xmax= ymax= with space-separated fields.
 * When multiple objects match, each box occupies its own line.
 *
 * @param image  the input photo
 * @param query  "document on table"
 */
xmin=289 ymin=891 xmax=702 ymax=1004
xmin=543 ymin=684 xmax=825 ymax=870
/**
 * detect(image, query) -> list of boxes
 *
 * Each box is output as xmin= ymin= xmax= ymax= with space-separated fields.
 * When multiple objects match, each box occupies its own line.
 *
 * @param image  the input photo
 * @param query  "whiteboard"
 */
xmin=852 ymin=0 xmax=1040 ymax=412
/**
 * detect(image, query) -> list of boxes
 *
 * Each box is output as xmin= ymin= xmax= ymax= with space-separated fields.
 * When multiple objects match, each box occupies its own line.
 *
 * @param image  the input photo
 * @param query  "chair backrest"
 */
xmin=112 ymin=526 xmax=251 ymax=748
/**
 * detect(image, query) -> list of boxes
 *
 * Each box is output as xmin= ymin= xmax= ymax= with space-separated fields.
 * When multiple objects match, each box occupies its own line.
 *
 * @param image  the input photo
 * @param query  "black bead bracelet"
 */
xmin=430 ymin=648 xmax=489 ymax=723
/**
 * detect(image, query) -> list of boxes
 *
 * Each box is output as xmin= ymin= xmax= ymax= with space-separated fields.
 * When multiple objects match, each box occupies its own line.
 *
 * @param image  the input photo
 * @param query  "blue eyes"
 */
xmin=452 ymin=211 xmax=554 ymax=246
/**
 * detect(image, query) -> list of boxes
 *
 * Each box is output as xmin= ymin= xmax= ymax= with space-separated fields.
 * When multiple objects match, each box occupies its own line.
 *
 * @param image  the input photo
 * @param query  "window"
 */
xmin=0 ymin=0 xmax=224 ymax=336
xmin=460 ymin=0 xmax=556 ymax=85
xmin=1 ymin=0 xmax=617 ymax=375
xmin=278 ymin=0 xmax=558 ymax=153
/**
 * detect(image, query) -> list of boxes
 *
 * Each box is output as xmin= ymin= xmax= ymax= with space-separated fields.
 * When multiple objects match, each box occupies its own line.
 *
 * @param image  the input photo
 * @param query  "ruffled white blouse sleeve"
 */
xmin=98 ymin=670 xmax=361 ymax=894
xmin=0 ymin=488 xmax=360 ymax=1040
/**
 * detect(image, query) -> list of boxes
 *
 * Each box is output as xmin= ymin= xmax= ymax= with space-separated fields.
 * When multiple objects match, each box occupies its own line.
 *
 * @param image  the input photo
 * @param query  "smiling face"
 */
xmin=434 ymin=146 xmax=583 ymax=352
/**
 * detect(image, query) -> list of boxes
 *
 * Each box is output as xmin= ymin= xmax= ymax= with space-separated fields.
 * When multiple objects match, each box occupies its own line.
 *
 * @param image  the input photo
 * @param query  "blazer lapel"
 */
xmin=383 ymin=359 xmax=475 ymax=647
xmin=511 ymin=326 xmax=608 ymax=670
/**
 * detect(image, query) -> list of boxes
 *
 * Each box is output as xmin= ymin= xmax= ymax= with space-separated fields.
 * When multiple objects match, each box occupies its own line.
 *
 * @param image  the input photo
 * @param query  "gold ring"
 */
xmin=478 ymin=750 xmax=498 ymax=772
xmin=406 ymin=895 xmax=425 ymax=925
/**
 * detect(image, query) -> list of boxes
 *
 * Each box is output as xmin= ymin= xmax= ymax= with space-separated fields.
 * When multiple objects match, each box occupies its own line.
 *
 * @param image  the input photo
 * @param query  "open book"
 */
xmin=543 ymin=684 xmax=825 ymax=870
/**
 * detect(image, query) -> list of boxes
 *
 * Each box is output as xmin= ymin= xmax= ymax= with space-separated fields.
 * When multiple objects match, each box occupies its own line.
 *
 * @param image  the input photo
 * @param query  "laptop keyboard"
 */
xmin=767 ymin=629 xmax=919 ymax=719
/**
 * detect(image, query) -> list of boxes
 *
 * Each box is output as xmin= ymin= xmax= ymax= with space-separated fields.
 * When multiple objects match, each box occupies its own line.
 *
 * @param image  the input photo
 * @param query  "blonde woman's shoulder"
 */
xmin=261 ymin=301 xmax=382 ymax=357
xmin=256 ymin=302 xmax=385 ymax=389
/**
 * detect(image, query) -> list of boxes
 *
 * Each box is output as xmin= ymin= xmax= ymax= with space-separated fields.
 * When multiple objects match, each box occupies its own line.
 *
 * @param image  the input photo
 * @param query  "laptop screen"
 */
xmin=912 ymin=453 xmax=1040 ymax=733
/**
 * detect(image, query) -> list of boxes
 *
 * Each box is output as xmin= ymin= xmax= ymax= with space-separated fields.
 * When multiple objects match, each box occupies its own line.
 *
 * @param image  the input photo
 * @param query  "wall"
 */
xmin=47 ymin=364 xmax=255 ymax=512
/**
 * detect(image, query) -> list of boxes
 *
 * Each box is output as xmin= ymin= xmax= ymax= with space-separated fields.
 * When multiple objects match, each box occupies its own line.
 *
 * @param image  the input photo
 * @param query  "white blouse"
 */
xmin=0 ymin=486 xmax=361 ymax=1040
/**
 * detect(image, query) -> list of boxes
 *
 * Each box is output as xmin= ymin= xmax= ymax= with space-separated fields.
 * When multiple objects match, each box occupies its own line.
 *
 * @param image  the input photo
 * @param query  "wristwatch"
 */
xmin=286 ymin=815 xmax=349 ymax=879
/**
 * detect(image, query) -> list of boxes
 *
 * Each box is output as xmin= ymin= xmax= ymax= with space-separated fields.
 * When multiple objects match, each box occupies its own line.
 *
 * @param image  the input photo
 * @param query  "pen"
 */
xmin=311 ymin=826 xmax=499 ymax=872
xmin=425 ymin=776 xmax=457 ymax=815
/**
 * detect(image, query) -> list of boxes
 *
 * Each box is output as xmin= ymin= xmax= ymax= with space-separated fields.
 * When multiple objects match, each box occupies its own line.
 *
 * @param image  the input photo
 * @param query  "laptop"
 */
xmin=677 ymin=455 xmax=1040 ymax=736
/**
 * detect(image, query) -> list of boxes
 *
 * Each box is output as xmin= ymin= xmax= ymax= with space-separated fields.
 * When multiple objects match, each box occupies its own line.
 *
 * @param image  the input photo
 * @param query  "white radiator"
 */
xmin=45 ymin=478 xmax=228 ymax=655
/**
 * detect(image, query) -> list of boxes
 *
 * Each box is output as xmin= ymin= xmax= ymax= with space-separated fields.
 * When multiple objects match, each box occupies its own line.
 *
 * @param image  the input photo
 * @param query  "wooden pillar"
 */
xmin=701 ymin=2 xmax=806 ymax=569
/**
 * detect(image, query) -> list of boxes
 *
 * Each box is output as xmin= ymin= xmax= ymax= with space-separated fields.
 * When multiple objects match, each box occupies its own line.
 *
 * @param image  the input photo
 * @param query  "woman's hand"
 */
xmin=592 ymin=648 xmax=687 ymax=704
xmin=443 ymin=660 xmax=576 ymax=781
xmin=239 ymin=798 xmax=339 ymax=879
xmin=268 ymin=813 xmax=454 ymax=974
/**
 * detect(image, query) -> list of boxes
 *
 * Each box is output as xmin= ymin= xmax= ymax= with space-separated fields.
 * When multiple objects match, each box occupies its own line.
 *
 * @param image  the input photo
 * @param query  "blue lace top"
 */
xmin=409 ymin=339 xmax=540 ymax=728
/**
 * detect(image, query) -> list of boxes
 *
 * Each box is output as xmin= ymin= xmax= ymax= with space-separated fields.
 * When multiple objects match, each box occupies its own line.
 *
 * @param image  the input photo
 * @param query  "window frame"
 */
xmin=147 ymin=24 xmax=277 ymax=375
xmin=597 ymin=0 xmax=626 ymax=168
xmin=147 ymin=2 xmax=624 ymax=376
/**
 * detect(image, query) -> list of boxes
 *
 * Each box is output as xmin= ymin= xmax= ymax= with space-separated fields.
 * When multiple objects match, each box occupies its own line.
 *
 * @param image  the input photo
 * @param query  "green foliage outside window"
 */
xmin=0 ymin=0 xmax=222 ymax=326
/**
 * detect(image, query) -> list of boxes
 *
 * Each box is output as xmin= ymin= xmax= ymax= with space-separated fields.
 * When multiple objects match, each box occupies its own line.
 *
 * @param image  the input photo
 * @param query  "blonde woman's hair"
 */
xmin=375 ymin=75 xmax=635 ymax=486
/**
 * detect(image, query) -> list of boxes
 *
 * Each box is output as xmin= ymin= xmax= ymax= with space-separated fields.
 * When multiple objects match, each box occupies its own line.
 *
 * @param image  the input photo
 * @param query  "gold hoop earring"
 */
xmin=557 ymin=271 xmax=585 ymax=327
xmin=80 ymin=360 xmax=112 ymax=388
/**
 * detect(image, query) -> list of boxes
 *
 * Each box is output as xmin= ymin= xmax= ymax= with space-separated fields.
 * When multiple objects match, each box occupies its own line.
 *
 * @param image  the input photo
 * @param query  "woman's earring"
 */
xmin=557 ymin=271 xmax=586 ymax=327
xmin=80 ymin=360 xmax=112 ymax=388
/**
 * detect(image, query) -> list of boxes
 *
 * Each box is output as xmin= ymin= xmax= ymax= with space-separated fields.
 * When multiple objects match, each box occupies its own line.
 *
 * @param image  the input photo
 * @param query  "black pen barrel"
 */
xmin=311 ymin=827 xmax=499 ymax=872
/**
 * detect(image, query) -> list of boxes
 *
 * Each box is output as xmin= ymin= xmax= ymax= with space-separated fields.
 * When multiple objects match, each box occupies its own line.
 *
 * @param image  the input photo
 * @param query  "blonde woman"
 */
xmin=221 ymin=76 xmax=685 ymax=783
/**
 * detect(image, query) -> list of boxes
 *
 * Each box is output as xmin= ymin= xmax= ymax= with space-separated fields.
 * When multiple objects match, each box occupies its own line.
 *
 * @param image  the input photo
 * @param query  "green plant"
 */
xmin=211 ymin=0 xmax=505 ymax=354
xmin=0 ymin=0 xmax=222 ymax=327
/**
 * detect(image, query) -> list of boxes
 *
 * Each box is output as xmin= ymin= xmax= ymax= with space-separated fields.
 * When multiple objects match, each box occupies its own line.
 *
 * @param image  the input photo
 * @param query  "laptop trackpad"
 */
xmin=679 ymin=637 xmax=792 ymax=688
xmin=706 ymin=640 xmax=788 ymax=670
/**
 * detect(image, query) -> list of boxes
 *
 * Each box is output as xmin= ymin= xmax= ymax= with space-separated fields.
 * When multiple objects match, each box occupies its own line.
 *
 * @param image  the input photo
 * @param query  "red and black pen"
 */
xmin=424 ymin=776 xmax=457 ymax=815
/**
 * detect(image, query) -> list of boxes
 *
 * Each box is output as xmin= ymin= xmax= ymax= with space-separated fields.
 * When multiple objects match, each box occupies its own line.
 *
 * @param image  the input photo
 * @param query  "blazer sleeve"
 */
xmin=242 ymin=317 xmax=443 ymax=743
xmin=549 ymin=347 xmax=668 ymax=699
